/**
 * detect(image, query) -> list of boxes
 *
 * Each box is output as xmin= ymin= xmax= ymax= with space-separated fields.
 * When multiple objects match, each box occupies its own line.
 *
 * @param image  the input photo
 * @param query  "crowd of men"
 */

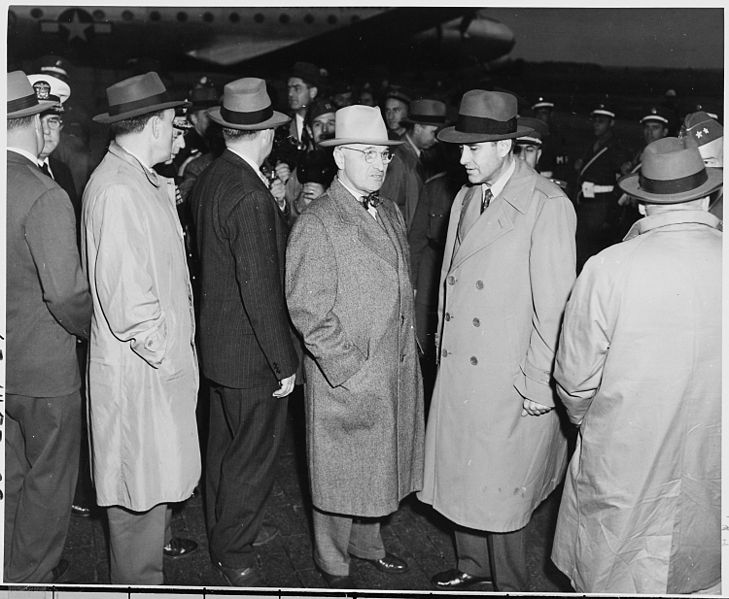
xmin=5 ymin=55 xmax=723 ymax=595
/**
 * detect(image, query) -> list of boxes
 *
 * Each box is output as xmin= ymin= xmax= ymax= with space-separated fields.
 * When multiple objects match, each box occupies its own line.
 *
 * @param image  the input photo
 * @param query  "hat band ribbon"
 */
xmin=410 ymin=113 xmax=446 ymax=124
xmin=108 ymin=91 xmax=170 ymax=116
xmin=639 ymin=169 xmax=707 ymax=194
xmin=456 ymin=114 xmax=516 ymax=135
xmin=8 ymin=93 xmax=39 ymax=113
xmin=221 ymin=104 xmax=273 ymax=125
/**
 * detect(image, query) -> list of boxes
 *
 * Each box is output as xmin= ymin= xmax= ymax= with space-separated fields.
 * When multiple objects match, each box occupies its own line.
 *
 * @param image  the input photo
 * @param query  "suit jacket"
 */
xmin=418 ymin=159 xmax=576 ymax=531
xmin=49 ymin=155 xmax=79 ymax=218
xmin=6 ymin=150 xmax=91 ymax=397
xmin=286 ymin=178 xmax=424 ymax=516
xmin=380 ymin=138 xmax=423 ymax=229
xmin=193 ymin=148 xmax=299 ymax=388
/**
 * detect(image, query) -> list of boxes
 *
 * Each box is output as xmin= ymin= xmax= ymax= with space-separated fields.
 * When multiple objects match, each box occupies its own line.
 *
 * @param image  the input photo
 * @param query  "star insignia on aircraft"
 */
xmin=60 ymin=9 xmax=93 ymax=42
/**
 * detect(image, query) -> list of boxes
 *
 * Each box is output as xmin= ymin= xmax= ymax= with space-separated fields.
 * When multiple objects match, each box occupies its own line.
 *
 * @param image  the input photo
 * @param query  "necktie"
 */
xmin=481 ymin=187 xmax=493 ymax=213
xmin=39 ymin=161 xmax=52 ymax=179
xmin=361 ymin=192 xmax=381 ymax=210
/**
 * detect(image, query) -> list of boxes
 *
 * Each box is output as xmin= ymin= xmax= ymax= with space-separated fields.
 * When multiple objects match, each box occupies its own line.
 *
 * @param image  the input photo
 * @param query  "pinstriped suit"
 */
xmin=193 ymin=147 xmax=300 ymax=570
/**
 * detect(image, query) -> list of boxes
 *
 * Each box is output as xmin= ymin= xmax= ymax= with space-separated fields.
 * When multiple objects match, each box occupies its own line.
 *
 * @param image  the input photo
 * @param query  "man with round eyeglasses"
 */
xmin=286 ymin=105 xmax=424 ymax=589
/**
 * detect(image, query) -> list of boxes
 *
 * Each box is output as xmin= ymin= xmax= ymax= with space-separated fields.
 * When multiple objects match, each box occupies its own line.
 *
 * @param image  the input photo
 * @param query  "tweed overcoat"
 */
xmin=82 ymin=142 xmax=200 ymax=511
xmin=552 ymin=210 xmax=722 ymax=594
xmin=286 ymin=178 xmax=424 ymax=517
xmin=418 ymin=159 xmax=576 ymax=532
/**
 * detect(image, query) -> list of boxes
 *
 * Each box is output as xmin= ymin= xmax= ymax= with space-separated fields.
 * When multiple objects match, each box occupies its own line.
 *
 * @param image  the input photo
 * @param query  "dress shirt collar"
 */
xmin=483 ymin=156 xmax=515 ymax=199
xmin=338 ymin=176 xmax=378 ymax=219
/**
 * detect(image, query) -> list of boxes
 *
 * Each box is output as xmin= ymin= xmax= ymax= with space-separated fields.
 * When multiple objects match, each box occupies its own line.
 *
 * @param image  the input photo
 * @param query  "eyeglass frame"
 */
xmin=340 ymin=145 xmax=394 ymax=164
xmin=41 ymin=114 xmax=64 ymax=130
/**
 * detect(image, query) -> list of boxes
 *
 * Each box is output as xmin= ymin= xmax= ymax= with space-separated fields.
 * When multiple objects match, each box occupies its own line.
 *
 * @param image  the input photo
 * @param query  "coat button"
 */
xmin=447 ymin=275 xmax=456 ymax=286
xmin=445 ymin=312 xmax=451 ymax=321
xmin=470 ymin=356 xmax=478 ymax=365
xmin=475 ymin=280 xmax=484 ymax=289
xmin=472 ymin=318 xmax=480 ymax=327
xmin=442 ymin=349 xmax=448 ymax=358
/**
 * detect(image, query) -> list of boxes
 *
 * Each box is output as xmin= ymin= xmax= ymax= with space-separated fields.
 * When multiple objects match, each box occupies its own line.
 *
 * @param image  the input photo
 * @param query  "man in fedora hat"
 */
xmin=286 ymin=105 xmax=424 ymax=588
xmin=418 ymin=90 xmax=576 ymax=592
xmin=552 ymin=137 xmax=722 ymax=594
xmin=5 ymin=70 xmax=92 ymax=583
xmin=380 ymin=98 xmax=447 ymax=228
xmin=82 ymin=71 xmax=201 ymax=584
xmin=191 ymin=77 xmax=300 ymax=586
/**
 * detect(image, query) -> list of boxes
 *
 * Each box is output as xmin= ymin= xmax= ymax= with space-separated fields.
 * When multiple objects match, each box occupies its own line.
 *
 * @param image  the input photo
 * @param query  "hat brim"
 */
xmin=319 ymin=137 xmax=404 ymax=147
xmin=93 ymin=99 xmax=191 ymax=124
xmin=9 ymin=99 xmax=57 ymax=119
xmin=617 ymin=167 xmax=723 ymax=204
xmin=207 ymin=106 xmax=290 ymax=130
xmin=437 ymin=125 xmax=534 ymax=144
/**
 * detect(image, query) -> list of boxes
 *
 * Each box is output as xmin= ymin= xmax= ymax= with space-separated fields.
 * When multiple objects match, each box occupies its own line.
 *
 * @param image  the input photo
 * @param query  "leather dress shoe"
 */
xmin=316 ymin=565 xmax=354 ymax=589
xmin=252 ymin=523 xmax=280 ymax=547
xmin=431 ymin=568 xmax=493 ymax=590
xmin=51 ymin=559 xmax=70 ymax=583
xmin=163 ymin=537 xmax=198 ymax=558
xmin=216 ymin=563 xmax=263 ymax=587
xmin=357 ymin=552 xmax=409 ymax=574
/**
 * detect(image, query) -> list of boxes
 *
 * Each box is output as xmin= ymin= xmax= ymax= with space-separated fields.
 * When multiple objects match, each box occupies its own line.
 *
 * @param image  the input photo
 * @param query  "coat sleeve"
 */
xmin=226 ymin=190 xmax=299 ymax=381
xmin=554 ymin=256 xmax=615 ymax=425
xmin=25 ymin=187 xmax=92 ymax=339
xmin=286 ymin=211 xmax=367 ymax=387
xmin=514 ymin=193 xmax=576 ymax=407
xmin=89 ymin=184 xmax=168 ymax=367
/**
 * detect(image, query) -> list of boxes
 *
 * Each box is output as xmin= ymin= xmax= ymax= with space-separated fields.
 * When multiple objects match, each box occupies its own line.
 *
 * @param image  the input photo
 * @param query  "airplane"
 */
xmin=7 ymin=6 xmax=516 ymax=72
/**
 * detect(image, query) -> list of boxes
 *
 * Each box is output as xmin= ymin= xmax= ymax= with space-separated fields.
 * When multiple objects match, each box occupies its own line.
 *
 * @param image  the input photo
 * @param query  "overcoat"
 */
xmin=82 ymin=141 xmax=200 ymax=512
xmin=418 ymin=159 xmax=576 ymax=532
xmin=286 ymin=178 xmax=424 ymax=517
xmin=552 ymin=210 xmax=722 ymax=594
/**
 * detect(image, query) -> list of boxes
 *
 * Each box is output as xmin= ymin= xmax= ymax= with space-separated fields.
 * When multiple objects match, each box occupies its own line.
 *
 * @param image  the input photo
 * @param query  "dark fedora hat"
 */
xmin=188 ymin=76 xmax=220 ymax=111
xmin=402 ymin=99 xmax=448 ymax=128
xmin=93 ymin=72 xmax=189 ymax=124
xmin=8 ymin=70 xmax=57 ymax=118
xmin=208 ymin=77 xmax=290 ymax=131
xmin=617 ymin=137 xmax=722 ymax=204
xmin=438 ymin=90 xmax=533 ymax=144
xmin=290 ymin=61 xmax=324 ymax=87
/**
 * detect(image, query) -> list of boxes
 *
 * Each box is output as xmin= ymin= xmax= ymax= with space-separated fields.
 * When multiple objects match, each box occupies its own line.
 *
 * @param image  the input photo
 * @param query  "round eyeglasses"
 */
xmin=43 ymin=116 xmax=64 ymax=130
xmin=341 ymin=146 xmax=394 ymax=164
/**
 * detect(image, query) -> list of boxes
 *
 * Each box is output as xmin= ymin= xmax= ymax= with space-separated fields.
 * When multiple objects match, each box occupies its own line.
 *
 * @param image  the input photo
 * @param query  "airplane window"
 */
xmin=30 ymin=8 xmax=43 ymax=18
xmin=304 ymin=13 xmax=314 ymax=24
xmin=177 ymin=11 xmax=188 ymax=22
xmin=203 ymin=12 xmax=214 ymax=22
xmin=254 ymin=13 xmax=264 ymax=23
xmin=279 ymin=13 xmax=290 ymax=24
xmin=150 ymin=11 xmax=161 ymax=21
xmin=93 ymin=9 xmax=105 ymax=20
xmin=122 ymin=10 xmax=133 ymax=21
xmin=327 ymin=14 xmax=338 ymax=25
xmin=229 ymin=12 xmax=240 ymax=23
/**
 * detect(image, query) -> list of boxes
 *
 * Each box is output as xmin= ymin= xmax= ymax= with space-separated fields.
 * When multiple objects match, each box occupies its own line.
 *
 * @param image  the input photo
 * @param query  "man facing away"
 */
xmin=418 ymin=90 xmax=576 ymax=592
xmin=286 ymin=105 xmax=424 ymax=589
xmin=552 ymin=137 xmax=722 ymax=594
xmin=192 ymin=77 xmax=300 ymax=587
xmin=82 ymin=72 xmax=200 ymax=584
xmin=5 ymin=69 xmax=92 ymax=584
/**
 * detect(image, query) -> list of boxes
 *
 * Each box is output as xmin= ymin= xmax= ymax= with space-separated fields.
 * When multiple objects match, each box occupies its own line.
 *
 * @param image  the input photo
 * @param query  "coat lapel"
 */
xmin=329 ymin=179 xmax=398 ymax=271
xmin=450 ymin=160 xmax=535 ymax=271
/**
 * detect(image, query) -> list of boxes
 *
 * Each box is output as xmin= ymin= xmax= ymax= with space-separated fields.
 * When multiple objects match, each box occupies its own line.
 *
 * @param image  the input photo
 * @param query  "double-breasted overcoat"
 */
xmin=286 ymin=178 xmax=424 ymax=517
xmin=418 ymin=159 xmax=576 ymax=532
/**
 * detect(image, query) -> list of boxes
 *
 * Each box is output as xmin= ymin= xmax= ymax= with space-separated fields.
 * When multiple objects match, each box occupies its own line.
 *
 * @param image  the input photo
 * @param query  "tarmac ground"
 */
xmin=55 ymin=388 xmax=575 ymax=594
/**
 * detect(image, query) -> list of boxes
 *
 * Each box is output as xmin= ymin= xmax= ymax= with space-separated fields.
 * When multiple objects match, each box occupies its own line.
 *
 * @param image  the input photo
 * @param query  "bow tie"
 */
xmin=361 ymin=192 xmax=381 ymax=210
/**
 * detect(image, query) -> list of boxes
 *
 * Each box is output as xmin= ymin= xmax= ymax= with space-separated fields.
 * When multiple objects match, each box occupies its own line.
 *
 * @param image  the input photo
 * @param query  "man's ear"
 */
xmin=333 ymin=146 xmax=345 ymax=170
xmin=309 ymin=86 xmax=318 ymax=102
